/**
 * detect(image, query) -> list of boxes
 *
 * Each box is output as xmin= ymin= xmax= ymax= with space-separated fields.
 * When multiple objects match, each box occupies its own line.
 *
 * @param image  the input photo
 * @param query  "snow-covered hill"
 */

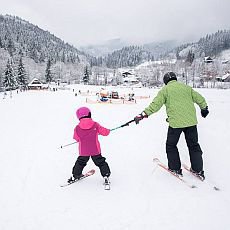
xmin=220 ymin=49 xmax=230 ymax=61
xmin=0 ymin=86 xmax=230 ymax=229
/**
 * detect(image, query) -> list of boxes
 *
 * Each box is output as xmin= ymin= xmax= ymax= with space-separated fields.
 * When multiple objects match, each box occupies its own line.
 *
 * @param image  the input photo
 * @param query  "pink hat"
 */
xmin=76 ymin=107 xmax=91 ymax=120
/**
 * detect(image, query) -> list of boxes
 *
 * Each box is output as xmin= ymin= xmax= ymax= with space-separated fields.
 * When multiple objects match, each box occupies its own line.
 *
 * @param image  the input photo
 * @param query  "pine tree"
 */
xmin=186 ymin=50 xmax=195 ymax=64
xmin=0 ymin=37 xmax=3 ymax=48
xmin=83 ymin=66 xmax=90 ymax=84
xmin=17 ymin=57 xmax=28 ymax=89
xmin=7 ymin=38 xmax=15 ymax=57
xmin=45 ymin=59 xmax=52 ymax=83
xmin=3 ymin=59 xmax=16 ymax=90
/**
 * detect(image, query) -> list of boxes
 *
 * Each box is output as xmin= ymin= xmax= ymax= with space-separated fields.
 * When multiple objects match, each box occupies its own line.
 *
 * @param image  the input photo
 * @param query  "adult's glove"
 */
xmin=134 ymin=112 xmax=148 ymax=124
xmin=201 ymin=106 xmax=209 ymax=118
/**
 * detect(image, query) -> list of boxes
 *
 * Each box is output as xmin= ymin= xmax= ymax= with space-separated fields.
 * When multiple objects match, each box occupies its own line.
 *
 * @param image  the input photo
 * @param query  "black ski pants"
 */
xmin=72 ymin=154 xmax=111 ymax=178
xmin=166 ymin=125 xmax=203 ymax=172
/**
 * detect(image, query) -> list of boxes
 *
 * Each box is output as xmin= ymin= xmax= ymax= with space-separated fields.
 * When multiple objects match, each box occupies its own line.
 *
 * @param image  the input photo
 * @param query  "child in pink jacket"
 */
xmin=68 ymin=107 xmax=111 ymax=183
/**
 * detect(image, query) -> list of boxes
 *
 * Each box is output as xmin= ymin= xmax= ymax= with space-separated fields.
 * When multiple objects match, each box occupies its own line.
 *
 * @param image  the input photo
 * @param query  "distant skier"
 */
xmin=68 ymin=107 xmax=111 ymax=183
xmin=134 ymin=72 xmax=209 ymax=180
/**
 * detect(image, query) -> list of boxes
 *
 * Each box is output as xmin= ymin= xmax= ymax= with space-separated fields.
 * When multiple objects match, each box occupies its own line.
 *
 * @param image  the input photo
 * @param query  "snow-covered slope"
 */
xmin=220 ymin=49 xmax=230 ymax=61
xmin=0 ymin=86 xmax=230 ymax=229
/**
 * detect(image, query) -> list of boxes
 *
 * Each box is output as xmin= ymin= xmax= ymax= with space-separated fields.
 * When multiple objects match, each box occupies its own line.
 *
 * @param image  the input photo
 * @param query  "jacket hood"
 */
xmin=78 ymin=118 xmax=95 ymax=129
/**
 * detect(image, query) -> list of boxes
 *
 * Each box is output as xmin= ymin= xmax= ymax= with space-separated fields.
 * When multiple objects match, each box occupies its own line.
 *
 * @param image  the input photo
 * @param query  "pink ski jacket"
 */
xmin=73 ymin=118 xmax=110 ymax=156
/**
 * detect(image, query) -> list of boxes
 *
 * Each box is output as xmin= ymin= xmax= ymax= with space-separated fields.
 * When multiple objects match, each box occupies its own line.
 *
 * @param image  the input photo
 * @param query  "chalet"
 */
xmin=222 ymin=60 xmax=229 ymax=64
xmin=28 ymin=78 xmax=43 ymax=90
xmin=222 ymin=73 xmax=230 ymax=82
xmin=216 ymin=73 xmax=230 ymax=82
xmin=204 ymin=56 xmax=213 ymax=63
xmin=122 ymin=71 xmax=133 ymax=77
xmin=123 ymin=76 xmax=139 ymax=84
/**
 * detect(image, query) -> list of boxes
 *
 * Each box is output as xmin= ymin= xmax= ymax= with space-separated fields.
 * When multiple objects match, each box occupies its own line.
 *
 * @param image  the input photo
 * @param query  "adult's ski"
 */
xmin=182 ymin=164 xmax=220 ymax=191
xmin=60 ymin=169 xmax=95 ymax=187
xmin=153 ymin=158 xmax=196 ymax=189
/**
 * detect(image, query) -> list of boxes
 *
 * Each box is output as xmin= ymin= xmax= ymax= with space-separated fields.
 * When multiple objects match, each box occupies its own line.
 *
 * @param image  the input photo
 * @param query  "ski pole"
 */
xmin=60 ymin=141 xmax=77 ymax=149
xmin=60 ymin=120 xmax=135 ymax=147
xmin=110 ymin=119 xmax=135 ymax=131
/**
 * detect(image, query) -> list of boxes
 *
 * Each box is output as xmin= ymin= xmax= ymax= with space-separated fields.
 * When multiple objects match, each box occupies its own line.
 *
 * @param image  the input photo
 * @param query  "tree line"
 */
xmin=89 ymin=46 xmax=155 ymax=68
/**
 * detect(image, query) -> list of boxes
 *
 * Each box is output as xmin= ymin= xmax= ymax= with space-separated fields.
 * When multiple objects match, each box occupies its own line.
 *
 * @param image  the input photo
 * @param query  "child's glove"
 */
xmin=201 ymin=106 xmax=209 ymax=118
xmin=134 ymin=112 xmax=148 ymax=124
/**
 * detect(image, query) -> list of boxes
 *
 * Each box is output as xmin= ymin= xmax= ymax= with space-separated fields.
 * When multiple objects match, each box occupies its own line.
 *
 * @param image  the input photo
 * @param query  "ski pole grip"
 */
xmin=110 ymin=119 xmax=135 ymax=132
xmin=121 ymin=119 xmax=135 ymax=127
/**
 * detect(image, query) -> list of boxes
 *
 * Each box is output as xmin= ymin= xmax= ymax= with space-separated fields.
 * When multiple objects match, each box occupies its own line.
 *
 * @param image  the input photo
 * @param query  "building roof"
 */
xmin=222 ymin=73 xmax=230 ymax=80
xmin=28 ymin=78 xmax=43 ymax=86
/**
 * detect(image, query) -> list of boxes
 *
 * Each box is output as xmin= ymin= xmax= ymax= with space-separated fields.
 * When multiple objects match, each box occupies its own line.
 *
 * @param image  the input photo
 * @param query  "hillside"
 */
xmin=0 ymin=15 xmax=86 ymax=64
xmin=1 ymin=14 xmax=230 ymax=66
xmin=172 ymin=30 xmax=230 ymax=59
xmin=88 ymin=31 xmax=230 ymax=69
xmin=0 ymin=15 xmax=91 ymax=84
xmin=90 ymin=45 xmax=154 ymax=68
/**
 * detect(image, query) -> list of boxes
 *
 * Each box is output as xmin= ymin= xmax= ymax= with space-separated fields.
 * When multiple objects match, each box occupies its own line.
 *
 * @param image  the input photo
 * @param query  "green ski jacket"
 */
xmin=144 ymin=80 xmax=208 ymax=128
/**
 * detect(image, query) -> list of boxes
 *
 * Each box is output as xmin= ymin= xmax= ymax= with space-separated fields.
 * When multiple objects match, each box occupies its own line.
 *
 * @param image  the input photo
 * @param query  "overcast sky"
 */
xmin=1 ymin=0 xmax=230 ymax=47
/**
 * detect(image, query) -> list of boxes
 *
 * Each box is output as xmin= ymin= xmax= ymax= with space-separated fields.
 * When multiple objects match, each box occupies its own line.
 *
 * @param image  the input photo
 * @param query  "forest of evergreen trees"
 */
xmin=175 ymin=30 xmax=230 ymax=59
xmin=89 ymin=46 xmax=155 ymax=68
xmin=0 ymin=15 xmax=84 ymax=64
xmin=198 ymin=30 xmax=230 ymax=56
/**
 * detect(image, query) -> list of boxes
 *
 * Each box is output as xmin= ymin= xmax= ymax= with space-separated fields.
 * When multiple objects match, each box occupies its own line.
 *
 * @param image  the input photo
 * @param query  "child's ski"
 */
xmin=182 ymin=164 xmax=220 ymax=191
xmin=60 ymin=169 xmax=95 ymax=187
xmin=153 ymin=158 xmax=196 ymax=189
xmin=103 ymin=177 xmax=110 ymax=190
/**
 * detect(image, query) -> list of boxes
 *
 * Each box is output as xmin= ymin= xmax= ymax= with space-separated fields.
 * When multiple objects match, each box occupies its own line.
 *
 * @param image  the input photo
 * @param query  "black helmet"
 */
xmin=163 ymin=72 xmax=177 ymax=85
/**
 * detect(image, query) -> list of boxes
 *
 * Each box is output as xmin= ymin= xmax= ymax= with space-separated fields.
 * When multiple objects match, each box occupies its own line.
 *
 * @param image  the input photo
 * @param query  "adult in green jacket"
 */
xmin=134 ymin=72 xmax=209 ymax=179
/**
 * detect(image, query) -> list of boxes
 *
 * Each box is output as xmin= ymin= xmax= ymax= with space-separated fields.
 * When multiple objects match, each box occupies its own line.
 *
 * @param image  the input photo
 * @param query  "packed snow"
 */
xmin=0 ymin=85 xmax=230 ymax=230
